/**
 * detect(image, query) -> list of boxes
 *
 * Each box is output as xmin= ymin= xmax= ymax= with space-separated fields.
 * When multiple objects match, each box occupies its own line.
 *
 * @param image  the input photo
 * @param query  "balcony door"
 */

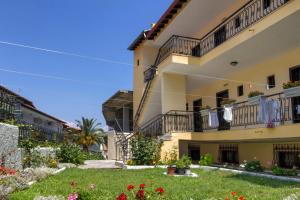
xmin=216 ymin=90 xmax=230 ymax=130
xmin=214 ymin=26 xmax=227 ymax=47
xmin=290 ymin=66 xmax=300 ymax=123
xmin=193 ymin=99 xmax=202 ymax=132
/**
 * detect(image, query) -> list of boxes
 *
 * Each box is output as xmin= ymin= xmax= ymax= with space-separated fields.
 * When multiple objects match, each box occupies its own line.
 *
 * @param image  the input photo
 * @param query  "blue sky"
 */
xmin=0 ymin=0 xmax=172 ymax=127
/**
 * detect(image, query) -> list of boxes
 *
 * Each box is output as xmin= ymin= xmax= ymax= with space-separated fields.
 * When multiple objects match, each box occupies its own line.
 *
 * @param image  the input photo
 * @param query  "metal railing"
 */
xmin=18 ymin=121 xmax=64 ymax=143
xmin=139 ymin=93 xmax=297 ymax=137
xmin=143 ymin=0 xmax=290 ymax=74
xmin=0 ymin=93 xmax=16 ymax=122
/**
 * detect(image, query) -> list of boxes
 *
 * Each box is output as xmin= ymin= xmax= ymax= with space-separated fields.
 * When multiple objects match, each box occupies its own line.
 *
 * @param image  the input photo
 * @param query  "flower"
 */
xmin=68 ymin=192 xmax=78 ymax=200
xmin=127 ymin=184 xmax=135 ymax=191
xmin=139 ymin=183 xmax=145 ymax=189
xmin=238 ymin=195 xmax=245 ymax=200
xmin=116 ymin=192 xmax=127 ymax=200
xmin=136 ymin=189 xmax=145 ymax=200
xmin=225 ymin=197 xmax=229 ymax=200
xmin=231 ymin=192 xmax=237 ymax=197
xmin=155 ymin=187 xmax=165 ymax=195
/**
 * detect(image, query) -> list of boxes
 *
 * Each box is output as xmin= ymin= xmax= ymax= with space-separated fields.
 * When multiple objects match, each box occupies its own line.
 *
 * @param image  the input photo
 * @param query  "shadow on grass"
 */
xmin=225 ymin=173 xmax=300 ymax=188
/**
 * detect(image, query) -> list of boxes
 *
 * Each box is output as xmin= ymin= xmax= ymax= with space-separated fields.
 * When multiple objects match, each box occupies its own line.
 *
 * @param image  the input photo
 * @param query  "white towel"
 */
xmin=223 ymin=107 xmax=233 ymax=122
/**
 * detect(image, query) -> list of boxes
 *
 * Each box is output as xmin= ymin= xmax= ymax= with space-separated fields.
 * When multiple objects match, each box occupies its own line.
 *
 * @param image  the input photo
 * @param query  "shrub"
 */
xmin=245 ymin=160 xmax=263 ymax=172
xmin=199 ymin=154 xmax=214 ymax=166
xmin=165 ymin=147 xmax=178 ymax=167
xmin=181 ymin=155 xmax=192 ymax=168
xmin=81 ymin=152 xmax=105 ymax=161
xmin=283 ymin=80 xmax=300 ymax=89
xmin=272 ymin=166 xmax=298 ymax=176
xmin=130 ymin=135 xmax=162 ymax=165
xmin=248 ymin=91 xmax=264 ymax=98
xmin=176 ymin=159 xmax=185 ymax=169
xmin=56 ymin=144 xmax=83 ymax=165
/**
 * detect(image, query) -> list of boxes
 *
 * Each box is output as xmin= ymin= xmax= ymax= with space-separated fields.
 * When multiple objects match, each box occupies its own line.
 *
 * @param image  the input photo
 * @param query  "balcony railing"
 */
xmin=18 ymin=121 xmax=64 ymax=143
xmin=139 ymin=93 xmax=297 ymax=137
xmin=143 ymin=0 xmax=290 ymax=76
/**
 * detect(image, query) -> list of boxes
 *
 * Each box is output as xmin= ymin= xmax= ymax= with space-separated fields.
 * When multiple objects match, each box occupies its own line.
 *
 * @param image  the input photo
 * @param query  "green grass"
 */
xmin=10 ymin=168 xmax=300 ymax=200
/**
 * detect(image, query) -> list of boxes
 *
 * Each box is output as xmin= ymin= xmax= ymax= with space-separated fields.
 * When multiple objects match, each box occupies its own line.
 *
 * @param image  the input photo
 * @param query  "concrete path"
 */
xmin=78 ymin=160 xmax=120 ymax=169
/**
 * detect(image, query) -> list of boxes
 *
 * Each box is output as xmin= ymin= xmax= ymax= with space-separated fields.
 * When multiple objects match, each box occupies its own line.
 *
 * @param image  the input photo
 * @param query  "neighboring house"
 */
xmin=129 ymin=0 xmax=300 ymax=168
xmin=102 ymin=90 xmax=133 ymax=160
xmin=0 ymin=85 xmax=65 ymax=141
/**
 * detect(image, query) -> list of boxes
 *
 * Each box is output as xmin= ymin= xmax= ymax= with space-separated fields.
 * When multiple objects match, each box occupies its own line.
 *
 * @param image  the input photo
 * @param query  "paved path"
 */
xmin=78 ymin=160 xmax=120 ymax=169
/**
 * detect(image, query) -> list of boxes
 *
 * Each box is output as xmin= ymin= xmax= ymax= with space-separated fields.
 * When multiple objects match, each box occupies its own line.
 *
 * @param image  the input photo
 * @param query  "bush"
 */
xmin=181 ymin=155 xmax=192 ymax=168
xmin=130 ymin=135 xmax=162 ymax=165
xmin=82 ymin=152 xmax=105 ymax=161
xmin=245 ymin=160 xmax=263 ymax=172
xmin=56 ymin=144 xmax=83 ymax=165
xmin=199 ymin=154 xmax=214 ymax=166
xmin=272 ymin=166 xmax=298 ymax=176
xmin=248 ymin=91 xmax=264 ymax=98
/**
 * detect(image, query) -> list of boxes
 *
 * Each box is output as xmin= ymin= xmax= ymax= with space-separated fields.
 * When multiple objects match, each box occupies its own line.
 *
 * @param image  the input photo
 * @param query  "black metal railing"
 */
xmin=139 ymin=93 xmax=297 ymax=137
xmin=18 ymin=121 xmax=64 ymax=143
xmin=0 ymin=92 xmax=16 ymax=122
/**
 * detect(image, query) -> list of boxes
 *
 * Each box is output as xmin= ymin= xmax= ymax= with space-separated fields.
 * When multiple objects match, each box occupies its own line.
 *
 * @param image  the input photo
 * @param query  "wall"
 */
xmin=107 ymin=131 xmax=117 ymax=160
xmin=0 ymin=123 xmax=22 ymax=170
xmin=161 ymin=73 xmax=186 ymax=113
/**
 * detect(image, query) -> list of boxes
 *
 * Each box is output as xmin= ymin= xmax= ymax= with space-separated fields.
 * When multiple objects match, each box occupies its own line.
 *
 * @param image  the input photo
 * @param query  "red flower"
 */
xmin=155 ymin=187 xmax=165 ymax=195
xmin=225 ymin=197 xmax=229 ymax=200
xmin=238 ymin=195 xmax=245 ymax=200
xmin=136 ymin=189 xmax=145 ymax=200
xmin=231 ymin=192 xmax=237 ymax=197
xmin=116 ymin=192 xmax=127 ymax=200
xmin=139 ymin=183 xmax=145 ymax=189
xmin=127 ymin=185 xmax=135 ymax=191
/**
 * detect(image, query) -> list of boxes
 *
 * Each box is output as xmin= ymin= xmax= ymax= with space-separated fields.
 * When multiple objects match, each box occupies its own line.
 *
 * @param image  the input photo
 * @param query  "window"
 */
xmin=235 ymin=17 xmax=241 ymax=29
xmin=267 ymin=75 xmax=276 ymax=89
xmin=263 ymin=0 xmax=271 ymax=10
xmin=274 ymin=144 xmax=300 ymax=169
xmin=237 ymin=85 xmax=244 ymax=96
xmin=219 ymin=144 xmax=239 ymax=164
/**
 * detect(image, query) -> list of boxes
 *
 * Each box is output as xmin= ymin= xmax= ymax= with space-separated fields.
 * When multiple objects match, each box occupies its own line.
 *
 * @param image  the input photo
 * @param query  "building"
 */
xmin=0 ymin=85 xmax=65 ymax=142
xmin=129 ymin=0 xmax=300 ymax=168
xmin=102 ymin=90 xmax=133 ymax=160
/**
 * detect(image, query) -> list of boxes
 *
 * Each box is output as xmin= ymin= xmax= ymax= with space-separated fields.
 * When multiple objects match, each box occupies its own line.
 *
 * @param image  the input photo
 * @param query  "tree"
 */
xmin=75 ymin=117 xmax=101 ymax=152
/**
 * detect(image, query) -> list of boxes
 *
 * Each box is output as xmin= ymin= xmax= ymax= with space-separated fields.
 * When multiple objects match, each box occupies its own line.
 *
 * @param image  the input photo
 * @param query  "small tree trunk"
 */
xmin=83 ymin=145 xmax=89 ymax=153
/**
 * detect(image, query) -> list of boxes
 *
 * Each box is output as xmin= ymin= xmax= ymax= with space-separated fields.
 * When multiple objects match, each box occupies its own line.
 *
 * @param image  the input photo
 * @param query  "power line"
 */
xmin=0 ymin=40 xmax=132 ymax=66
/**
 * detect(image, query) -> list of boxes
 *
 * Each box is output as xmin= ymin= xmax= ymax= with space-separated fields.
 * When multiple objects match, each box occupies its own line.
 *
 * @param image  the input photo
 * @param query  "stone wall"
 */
xmin=0 ymin=123 xmax=22 ymax=170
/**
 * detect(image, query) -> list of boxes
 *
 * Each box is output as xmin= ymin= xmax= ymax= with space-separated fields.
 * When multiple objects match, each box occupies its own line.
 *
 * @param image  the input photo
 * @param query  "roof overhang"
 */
xmin=102 ymin=90 xmax=133 ymax=126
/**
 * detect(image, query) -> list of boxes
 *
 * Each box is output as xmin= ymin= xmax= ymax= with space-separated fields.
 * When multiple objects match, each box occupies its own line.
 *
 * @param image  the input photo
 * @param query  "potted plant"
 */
xmin=283 ymin=81 xmax=300 ymax=98
xmin=248 ymin=91 xmax=265 ymax=105
xmin=220 ymin=99 xmax=236 ymax=107
xmin=166 ymin=148 xmax=177 ymax=175
xmin=175 ymin=159 xmax=185 ymax=175
xmin=200 ymin=105 xmax=211 ymax=116
xmin=182 ymin=155 xmax=192 ymax=175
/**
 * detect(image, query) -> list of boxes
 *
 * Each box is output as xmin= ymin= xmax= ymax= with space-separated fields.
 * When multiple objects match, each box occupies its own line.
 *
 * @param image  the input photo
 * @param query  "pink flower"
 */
xmin=68 ymin=192 xmax=78 ymax=200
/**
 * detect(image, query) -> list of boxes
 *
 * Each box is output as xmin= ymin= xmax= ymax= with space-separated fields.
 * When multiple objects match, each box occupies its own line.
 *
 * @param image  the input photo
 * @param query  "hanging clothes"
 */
xmin=258 ymin=98 xmax=281 ymax=127
xmin=209 ymin=111 xmax=219 ymax=128
xmin=223 ymin=106 xmax=233 ymax=122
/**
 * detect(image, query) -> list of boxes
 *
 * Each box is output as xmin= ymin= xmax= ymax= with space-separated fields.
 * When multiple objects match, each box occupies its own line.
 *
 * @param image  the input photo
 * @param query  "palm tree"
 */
xmin=75 ymin=117 xmax=101 ymax=152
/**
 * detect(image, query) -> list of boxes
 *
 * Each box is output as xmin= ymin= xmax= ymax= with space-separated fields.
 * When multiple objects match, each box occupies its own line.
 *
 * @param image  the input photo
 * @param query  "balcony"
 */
xmin=139 ymin=93 xmax=298 ymax=137
xmin=144 ymin=0 xmax=290 ymax=81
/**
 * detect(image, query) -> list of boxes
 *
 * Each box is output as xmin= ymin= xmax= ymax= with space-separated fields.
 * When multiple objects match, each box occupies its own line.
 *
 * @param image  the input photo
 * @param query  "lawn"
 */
xmin=10 ymin=168 xmax=300 ymax=200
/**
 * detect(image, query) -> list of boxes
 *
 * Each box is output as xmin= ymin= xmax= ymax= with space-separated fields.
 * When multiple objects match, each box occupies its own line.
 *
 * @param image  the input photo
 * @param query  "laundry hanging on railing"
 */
xmin=209 ymin=111 xmax=219 ymax=128
xmin=223 ymin=106 xmax=233 ymax=123
xmin=258 ymin=98 xmax=281 ymax=128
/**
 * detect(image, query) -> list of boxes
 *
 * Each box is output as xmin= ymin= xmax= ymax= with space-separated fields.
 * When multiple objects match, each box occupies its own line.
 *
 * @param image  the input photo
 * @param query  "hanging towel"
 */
xmin=209 ymin=111 xmax=219 ymax=128
xmin=258 ymin=97 xmax=267 ymax=123
xmin=223 ymin=106 xmax=233 ymax=122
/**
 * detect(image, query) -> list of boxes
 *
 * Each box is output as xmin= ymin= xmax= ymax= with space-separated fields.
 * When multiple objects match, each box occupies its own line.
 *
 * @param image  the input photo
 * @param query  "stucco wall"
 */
xmin=0 ymin=123 xmax=22 ymax=170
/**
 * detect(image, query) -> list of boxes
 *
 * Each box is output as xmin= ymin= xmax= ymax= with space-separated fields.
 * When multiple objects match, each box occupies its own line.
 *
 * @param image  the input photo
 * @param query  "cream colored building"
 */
xmin=128 ymin=0 xmax=300 ymax=168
